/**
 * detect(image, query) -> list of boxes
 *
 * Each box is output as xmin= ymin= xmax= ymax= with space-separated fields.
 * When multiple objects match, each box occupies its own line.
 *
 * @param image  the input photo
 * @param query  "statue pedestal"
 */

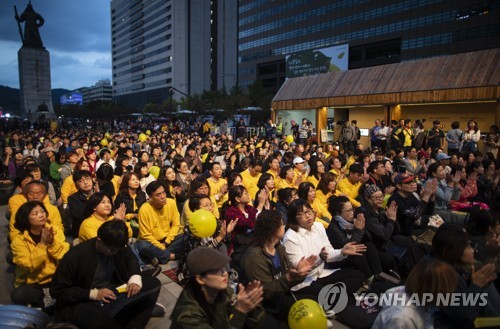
xmin=18 ymin=46 xmax=56 ymax=120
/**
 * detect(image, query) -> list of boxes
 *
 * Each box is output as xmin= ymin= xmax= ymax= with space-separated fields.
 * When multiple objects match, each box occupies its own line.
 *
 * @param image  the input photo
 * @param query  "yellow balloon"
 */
xmin=138 ymin=133 xmax=148 ymax=142
xmin=104 ymin=132 xmax=111 ymax=139
xmin=286 ymin=135 xmax=294 ymax=144
xmin=100 ymin=138 xmax=108 ymax=146
xmin=288 ymin=299 xmax=327 ymax=329
xmin=149 ymin=166 xmax=160 ymax=179
xmin=189 ymin=209 xmax=217 ymax=238
xmin=146 ymin=130 xmax=151 ymax=136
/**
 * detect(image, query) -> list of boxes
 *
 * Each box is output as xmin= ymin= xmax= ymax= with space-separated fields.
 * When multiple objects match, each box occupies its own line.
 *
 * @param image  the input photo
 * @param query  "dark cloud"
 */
xmin=0 ymin=1 xmax=111 ymax=89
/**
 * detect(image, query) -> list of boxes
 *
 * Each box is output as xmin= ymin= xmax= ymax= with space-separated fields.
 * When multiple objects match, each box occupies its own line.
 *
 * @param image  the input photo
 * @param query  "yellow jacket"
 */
xmin=60 ymin=175 xmax=78 ymax=204
xmin=10 ymin=202 xmax=63 ymax=243
xmin=207 ymin=177 xmax=227 ymax=208
xmin=336 ymin=178 xmax=361 ymax=207
xmin=138 ymin=200 xmax=180 ymax=249
xmin=11 ymin=224 xmax=69 ymax=287
xmin=311 ymin=198 xmax=331 ymax=220
xmin=306 ymin=175 xmax=319 ymax=188
xmin=276 ymin=178 xmax=295 ymax=191
xmin=240 ymin=169 xmax=261 ymax=201
xmin=293 ymin=168 xmax=308 ymax=185
xmin=79 ymin=214 xmax=133 ymax=243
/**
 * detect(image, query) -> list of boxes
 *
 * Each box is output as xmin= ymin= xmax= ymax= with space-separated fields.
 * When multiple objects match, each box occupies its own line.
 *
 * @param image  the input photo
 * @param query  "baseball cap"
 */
xmin=293 ymin=157 xmax=305 ymax=165
xmin=394 ymin=173 xmax=416 ymax=185
xmin=436 ymin=153 xmax=451 ymax=161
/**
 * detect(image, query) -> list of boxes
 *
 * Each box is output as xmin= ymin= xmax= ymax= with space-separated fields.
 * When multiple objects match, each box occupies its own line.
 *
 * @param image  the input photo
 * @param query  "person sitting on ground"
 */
xmin=7 ymin=173 xmax=34 ymax=221
xmin=372 ymin=258 xmax=458 ymax=329
xmin=242 ymin=210 xmax=317 ymax=328
xmin=387 ymin=174 xmax=437 ymax=236
xmin=275 ymin=164 xmax=296 ymax=190
xmin=95 ymin=163 xmax=119 ymax=200
xmin=305 ymin=156 xmax=325 ymax=187
xmin=9 ymin=181 xmax=63 ymax=243
xmin=50 ymin=220 xmax=164 ymax=329
xmin=359 ymin=185 xmax=399 ymax=252
xmin=254 ymin=173 xmax=275 ymax=210
xmin=177 ymin=195 xmax=238 ymax=285
xmin=67 ymin=170 xmax=97 ymax=238
xmin=114 ymin=172 xmax=147 ymax=238
xmin=337 ymin=163 xmax=366 ymax=207
xmin=60 ymin=159 xmax=92 ymax=205
xmin=135 ymin=181 xmax=182 ymax=265
xmin=171 ymin=246 xmax=265 ymax=328
xmin=180 ymin=176 xmax=220 ymax=231
xmin=78 ymin=192 xmax=130 ymax=243
xmin=206 ymin=162 xmax=228 ymax=210
xmin=24 ymin=163 xmax=58 ymax=206
xmin=327 ymin=196 xmax=399 ymax=287
xmin=224 ymin=185 xmax=267 ymax=271
xmin=297 ymin=182 xmax=331 ymax=228
xmin=431 ymin=223 xmax=500 ymax=328
xmin=240 ymin=158 xmax=263 ymax=202
xmin=274 ymin=188 xmax=298 ymax=225
xmin=11 ymin=201 xmax=69 ymax=309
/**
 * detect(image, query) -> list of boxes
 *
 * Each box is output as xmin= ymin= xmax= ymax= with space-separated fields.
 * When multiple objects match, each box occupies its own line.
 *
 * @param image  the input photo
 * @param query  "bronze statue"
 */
xmin=15 ymin=2 xmax=45 ymax=48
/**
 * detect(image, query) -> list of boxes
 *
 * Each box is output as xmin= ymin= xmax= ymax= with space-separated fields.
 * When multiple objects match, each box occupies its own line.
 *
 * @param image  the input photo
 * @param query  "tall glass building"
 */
xmin=238 ymin=0 xmax=500 ymax=93
xmin=111 ymin=0 xmax=237 ymax=108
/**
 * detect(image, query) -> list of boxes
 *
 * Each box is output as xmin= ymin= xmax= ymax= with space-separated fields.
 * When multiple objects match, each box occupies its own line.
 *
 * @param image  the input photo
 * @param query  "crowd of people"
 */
xmin=0 ymin=115 xmax=499 ymax=329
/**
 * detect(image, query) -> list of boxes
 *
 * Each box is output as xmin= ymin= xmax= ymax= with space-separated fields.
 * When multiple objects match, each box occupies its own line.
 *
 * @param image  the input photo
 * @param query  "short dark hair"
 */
xmin=188 ymin=195 xmax=211 ymax=212
xmin=14 ymin=201 xmax=48 ymax=232
xmin=251 ymin=210 xmax=284 ymax=247
xmin=431 ymin=223 xmax=469 ymax=268
xmin=297 ymin=182 xmax=315 ymax=200
xmin=189 ymin=176 xmax=211 ymax=198
xmin=277 ymin=187 xmax=297 ymax=204
xmin=257 ymin=173 xmax=273 ymax=190
xmin=249 ymin=158 xmax=263 ymax=168
xmin=367 ymin=160 xmax=382 ymax=174
xmin=73 ymin=170 xmax=92 ymax=183
xmin=328 ymin=195 xmax=351 ymax=216
xmin=83 ymin=192 xmax=112 ymax=219
xmin=279 ymin=164 xmax=294 ymax=179
xmin=97 ymin=220 xmax=129 ymax=249
xmin=146 ymin=180 xmax=163 ymax=197
xmin=349 ymin=163 xmax=364 ymax=175
xmin=96 ymin=163 xmax=114 ymax=181
xmin=287 ymin=199 xmax=313 ymax=232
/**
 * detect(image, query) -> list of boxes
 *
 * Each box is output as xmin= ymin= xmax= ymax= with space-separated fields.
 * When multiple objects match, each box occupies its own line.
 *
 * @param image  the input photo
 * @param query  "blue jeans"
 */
xmin=133 ymin=235 xmax=183 ymax=265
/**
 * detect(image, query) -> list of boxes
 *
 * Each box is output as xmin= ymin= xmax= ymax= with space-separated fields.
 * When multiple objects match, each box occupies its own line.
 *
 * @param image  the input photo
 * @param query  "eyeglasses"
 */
xmin=298 ymin=209 xmax=316 ymax=217
xmin=371 ymin=195 xmax=384 ymax=200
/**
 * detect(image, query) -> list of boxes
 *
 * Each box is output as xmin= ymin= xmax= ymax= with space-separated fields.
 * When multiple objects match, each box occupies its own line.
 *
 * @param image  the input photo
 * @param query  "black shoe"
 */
xmin=141 ymin=265 xmax=161 ymax=277
xmin=151 ymin=303 xmax=166 ymax=317
xmin=377 ymin=271 xmax=401 ymax=285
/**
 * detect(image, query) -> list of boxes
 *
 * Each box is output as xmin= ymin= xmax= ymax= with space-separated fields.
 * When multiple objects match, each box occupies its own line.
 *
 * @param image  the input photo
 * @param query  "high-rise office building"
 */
xmin=111 ymin=0 xmax=237 ymax=108
xmin=238 ymin=0 xmax=500 ymax=94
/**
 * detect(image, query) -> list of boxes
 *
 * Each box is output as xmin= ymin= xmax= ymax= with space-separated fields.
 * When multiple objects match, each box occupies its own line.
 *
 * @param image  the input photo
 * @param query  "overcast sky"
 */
xmin=0 ymin=0 xmax=111 ymax=90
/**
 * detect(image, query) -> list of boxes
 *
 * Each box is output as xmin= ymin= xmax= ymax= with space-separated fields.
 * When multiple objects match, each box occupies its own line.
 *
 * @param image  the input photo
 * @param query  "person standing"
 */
xmin=484 ymin=125 xmax=499 ymax=159
xmin=426 ymin=120 xmax=445 ymax=152
xmin=463 ymin=120 xmax=481 ymax=153
xmin=446 ymin=121 xmax=464 ymax=156
xmin=370 ymin=120 xmax=381 ymax=150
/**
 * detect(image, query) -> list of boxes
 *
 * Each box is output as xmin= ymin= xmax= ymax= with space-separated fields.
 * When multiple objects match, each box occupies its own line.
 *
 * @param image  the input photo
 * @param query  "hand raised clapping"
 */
xmin=235 ymin=280 xmax=264 ymax=314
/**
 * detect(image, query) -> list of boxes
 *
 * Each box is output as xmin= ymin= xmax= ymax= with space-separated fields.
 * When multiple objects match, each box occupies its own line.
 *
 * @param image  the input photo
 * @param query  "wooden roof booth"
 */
xmin=271 ymin=48 xmax=500 ymax=147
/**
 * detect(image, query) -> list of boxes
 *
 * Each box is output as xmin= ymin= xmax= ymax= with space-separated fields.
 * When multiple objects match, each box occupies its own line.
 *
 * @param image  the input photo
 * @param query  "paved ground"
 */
xmin=0 ymin=205 xmax=178 ymax=328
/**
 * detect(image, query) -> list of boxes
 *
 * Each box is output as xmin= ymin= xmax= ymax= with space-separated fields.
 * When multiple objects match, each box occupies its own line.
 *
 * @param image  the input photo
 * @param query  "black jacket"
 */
xmin=326 ymin=218 xmax=366 ymax=249
xmin=50 ymin=238 xmax=140 ymax=322
xmin=360 ymin=202 xmax=398 ymax=250
xmin=67 ymin=191 xmax=92 ymax=237
xmin=114 ymin=190 xmax=147 ymax=216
